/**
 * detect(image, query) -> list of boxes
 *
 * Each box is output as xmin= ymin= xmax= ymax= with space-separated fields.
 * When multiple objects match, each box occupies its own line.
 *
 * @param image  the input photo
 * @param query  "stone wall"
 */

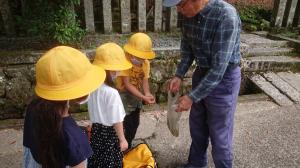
xmin=0 ymin=45 xmax=253 ymax=120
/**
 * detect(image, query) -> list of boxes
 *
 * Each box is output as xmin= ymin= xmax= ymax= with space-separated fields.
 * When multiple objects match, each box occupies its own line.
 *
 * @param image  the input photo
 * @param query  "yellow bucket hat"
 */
xmin=35 ymin=46 xmax=106 ymax=101
xmin=93 ymin=42 xmax=132 ymax=71
xmin=123 ymin=33 xmax=156 ymax=59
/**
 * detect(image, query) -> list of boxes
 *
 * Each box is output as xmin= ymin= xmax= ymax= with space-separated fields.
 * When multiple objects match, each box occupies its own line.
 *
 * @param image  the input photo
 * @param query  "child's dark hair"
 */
xmin=30 ymin=98 xmax=68 ymax=168
xmin=105 ymin=70 xmax=116 ymax=88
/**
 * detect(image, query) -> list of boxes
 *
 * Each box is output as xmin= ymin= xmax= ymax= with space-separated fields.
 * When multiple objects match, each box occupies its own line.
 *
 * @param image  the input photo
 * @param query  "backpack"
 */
xmin=123 ymin=143 xmax=157 ymax=168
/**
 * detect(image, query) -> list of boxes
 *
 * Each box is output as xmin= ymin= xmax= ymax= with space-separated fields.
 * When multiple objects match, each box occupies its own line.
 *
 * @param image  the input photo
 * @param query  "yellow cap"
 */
xmin=35 ymin=46 xmax=106 ymax=101
xmin=93 ymin=43 xmax=132 ymax=71
xmin=123 ymin=33 xmax=156 ymax=59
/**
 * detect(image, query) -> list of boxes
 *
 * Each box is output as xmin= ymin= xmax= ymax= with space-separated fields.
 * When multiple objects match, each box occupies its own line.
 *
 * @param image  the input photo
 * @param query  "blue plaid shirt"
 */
xmin=176 ymin=0 xmax=241 ymax=102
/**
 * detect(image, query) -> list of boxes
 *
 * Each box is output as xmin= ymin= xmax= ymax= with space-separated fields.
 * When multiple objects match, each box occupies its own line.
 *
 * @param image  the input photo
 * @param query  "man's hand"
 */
xmin=169 ymin=76 xmax=182 ymax=93
xmin=176 ymin=95 xmax=193 ymax=112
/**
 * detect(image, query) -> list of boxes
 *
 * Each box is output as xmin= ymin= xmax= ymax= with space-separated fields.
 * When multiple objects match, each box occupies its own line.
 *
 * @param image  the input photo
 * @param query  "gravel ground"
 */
xmin=0 ymin=98 xmax=299 ymax=168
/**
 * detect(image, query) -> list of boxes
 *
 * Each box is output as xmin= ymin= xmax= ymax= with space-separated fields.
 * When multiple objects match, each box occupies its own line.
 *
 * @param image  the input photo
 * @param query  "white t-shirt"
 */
xmin=88 ymin=84 xmax=126 ymax=126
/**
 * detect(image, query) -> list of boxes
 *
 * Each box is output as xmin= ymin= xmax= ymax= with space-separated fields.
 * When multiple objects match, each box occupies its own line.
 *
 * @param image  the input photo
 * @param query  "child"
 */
xmin=87 ymin=43 xmax=132 ymax=168
xmin=116 ymin=33 xmax=156 ymax=148
xmin=23 ymin=46 xmax=106 ymax=168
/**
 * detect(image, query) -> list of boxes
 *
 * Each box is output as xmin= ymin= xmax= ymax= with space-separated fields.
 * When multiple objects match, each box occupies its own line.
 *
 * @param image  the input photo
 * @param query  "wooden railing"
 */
xmin=83 ymin=0 xmax=179 ymax=33
xmin=272 ymin=0 xmax=300 ymax=27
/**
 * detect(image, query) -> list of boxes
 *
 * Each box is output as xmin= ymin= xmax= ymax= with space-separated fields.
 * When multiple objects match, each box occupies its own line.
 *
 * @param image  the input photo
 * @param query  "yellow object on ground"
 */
xmin=123 ymin=143 xmax=157 ymax=168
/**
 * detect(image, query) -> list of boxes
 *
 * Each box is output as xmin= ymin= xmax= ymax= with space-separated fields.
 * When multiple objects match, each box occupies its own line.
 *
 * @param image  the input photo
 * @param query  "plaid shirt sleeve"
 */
xmin=175 ymin=34 xmax=195 ymax=79
xmin=188 ymin=15 xmax=240 ymax=102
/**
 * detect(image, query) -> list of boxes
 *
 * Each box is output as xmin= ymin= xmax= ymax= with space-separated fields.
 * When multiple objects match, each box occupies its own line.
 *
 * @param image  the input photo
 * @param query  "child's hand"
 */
xmin=119 ymin=139 xmax=128 ymax=152
xmin=143 ymin=95 xmax=155 ymax=104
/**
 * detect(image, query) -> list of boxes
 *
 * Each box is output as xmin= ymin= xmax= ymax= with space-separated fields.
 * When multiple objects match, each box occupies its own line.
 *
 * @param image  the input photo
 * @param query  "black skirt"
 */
xmin=88 ymin=123 xmax=123 ymax=168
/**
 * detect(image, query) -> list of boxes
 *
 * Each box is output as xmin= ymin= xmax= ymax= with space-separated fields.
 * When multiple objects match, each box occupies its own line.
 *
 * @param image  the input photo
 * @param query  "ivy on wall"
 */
xmin=16 ymin=0 xmax=85 ymax=44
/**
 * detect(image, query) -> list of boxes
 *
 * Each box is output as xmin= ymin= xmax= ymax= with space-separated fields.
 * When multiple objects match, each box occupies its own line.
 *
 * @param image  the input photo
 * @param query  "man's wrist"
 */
xmin=175 ymin=74 xmax=184 ymax=80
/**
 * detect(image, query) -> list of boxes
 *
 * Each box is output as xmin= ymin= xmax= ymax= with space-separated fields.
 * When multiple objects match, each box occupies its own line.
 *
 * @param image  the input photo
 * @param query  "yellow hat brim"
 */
xmin=124 ymin=44 xmax=155 ymax=59
xmin=94 ymin=60 xmax=132 ymax=71
xmin=35 ymin=65 xmax=106 ymax=101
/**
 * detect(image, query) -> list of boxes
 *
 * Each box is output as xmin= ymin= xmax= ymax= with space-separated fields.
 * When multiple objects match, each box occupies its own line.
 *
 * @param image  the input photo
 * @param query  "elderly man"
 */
xmin=165 ymin=0 xmax=241 ymax=168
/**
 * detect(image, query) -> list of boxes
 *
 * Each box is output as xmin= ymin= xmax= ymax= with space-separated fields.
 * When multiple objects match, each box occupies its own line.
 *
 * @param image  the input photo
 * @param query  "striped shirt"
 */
xmin=176 ymin=0 xmax=241 ymax=102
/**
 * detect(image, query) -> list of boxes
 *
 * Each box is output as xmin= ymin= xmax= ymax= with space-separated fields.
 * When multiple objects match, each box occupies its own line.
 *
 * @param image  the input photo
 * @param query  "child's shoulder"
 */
xmin=100 ymin=84 xmax=119 ymax=96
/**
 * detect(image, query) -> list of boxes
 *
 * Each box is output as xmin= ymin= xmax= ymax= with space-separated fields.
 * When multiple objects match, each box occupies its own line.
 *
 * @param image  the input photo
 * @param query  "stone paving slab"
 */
xmin=1 ymin=98 xmax=300 ymax=168
xmin=250 ymin=74 xmax=294 ymax=106
xmin=247 ymin=47 xmax=294 ymax=57
xmin=241 ymin=34 xmax=288 ymax=48
xmin=277 ymin=72 xmax=300 ymax=92
xmin=243 ymin=56 xmax=300 ymax=72
xmin=263 ymin=72 xmax=300 ymax=103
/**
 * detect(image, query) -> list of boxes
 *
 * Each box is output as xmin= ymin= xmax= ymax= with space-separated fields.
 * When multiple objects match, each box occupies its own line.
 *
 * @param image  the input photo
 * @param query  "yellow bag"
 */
xmin=123 ymin=143 xmax=157 ymax=168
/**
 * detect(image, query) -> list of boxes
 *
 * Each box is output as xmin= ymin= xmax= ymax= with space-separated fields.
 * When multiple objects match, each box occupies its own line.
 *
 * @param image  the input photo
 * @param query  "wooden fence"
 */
xmin=83 ymin=0 xmax=180 ymax=33
xmin=272 ymin=0 xmax=300 ymax=27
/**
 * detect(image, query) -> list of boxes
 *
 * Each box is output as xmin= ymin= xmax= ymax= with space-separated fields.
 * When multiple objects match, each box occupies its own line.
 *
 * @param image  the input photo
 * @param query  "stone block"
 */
xmin=83 ymin=0 xmax=95 ymax=33
xmin=286 ymin=0 xmax=298 ymax=26
xmin=263 ymin=72 xmax=300 ymax=103
xmin=169 ymin=7 xmax=178 ymax=31
xmin=0 ymin=69 xmax=5 ymax=97
xmin=272 ymin=0 xmax=287 ymax=27
xmin=0 ymin=0 xmax=15 ymax=36
xmin=138 ymin=0 xmax=147 ymax=31
xmin=102 ymin=0 xmax=112 ymax=33
xmin=250 ymin=74 xmax=293 ymax=106
xmin=154 ymin=0 xmax=163 ymax=31
xmin=5 ymin=77 xmax=33 ymax=108
xmin=277 ymin=72 xmax=300 ymax=93
xmin=150 ymin=60 xmax=177 ymax=82
xmin=121 ymin=0 xmax=131 ymax=33
xmin=0 ymin=51 xmax=41 ymax=65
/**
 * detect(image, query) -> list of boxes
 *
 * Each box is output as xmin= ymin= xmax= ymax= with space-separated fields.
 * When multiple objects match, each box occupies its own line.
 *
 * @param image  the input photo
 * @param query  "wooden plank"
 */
xmin=286 ymin=0 xmax=298 ymax=26
xmin=263 ymin=72 xmax=300 ymax=103
xmin=138 ymin=0 xmax=147 ymax=31
xmin=272 ymin=0 xmax=288 ymax=27
xmin=102 ymin=0 xmax=112 ymax=33
xmin=121 ymin=0 xmax=131 ymax=33
xmin=250 ymin=74 xmax=293 ymax=106
xmin=154 ymin=0 xmax=163 ymax=31
xmin=0 ymin=0 xmax=15 ymax=36
xmin=169 ymin=6 xmax=178 ymax=31
xmin=83 ymin=0 xmax=95 ymax=33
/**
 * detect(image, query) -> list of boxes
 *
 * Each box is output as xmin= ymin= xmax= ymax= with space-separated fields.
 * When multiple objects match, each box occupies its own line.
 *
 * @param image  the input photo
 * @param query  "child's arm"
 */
xmin=142 ymin=78 xmax=155 ymax=104
xmin=113 ymin=122 xmax=128 ymax=152
xmin=122 ymin=76 xmax=153 ymax=104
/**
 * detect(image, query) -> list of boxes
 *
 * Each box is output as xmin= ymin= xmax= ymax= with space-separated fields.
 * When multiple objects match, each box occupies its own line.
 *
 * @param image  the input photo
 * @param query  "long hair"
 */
xmin=31 ymin=98 xmax=68 ymax=168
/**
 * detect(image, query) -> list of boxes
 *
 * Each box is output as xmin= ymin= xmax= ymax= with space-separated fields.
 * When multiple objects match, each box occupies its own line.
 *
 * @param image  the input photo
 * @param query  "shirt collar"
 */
xmin=198 ymin=0 xmax=216 ymax=18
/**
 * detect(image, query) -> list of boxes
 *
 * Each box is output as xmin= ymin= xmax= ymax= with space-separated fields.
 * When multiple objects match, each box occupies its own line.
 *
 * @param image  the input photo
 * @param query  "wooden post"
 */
xmin=154 ymin=0 xmax=163 ymax=31
xmin=121 ymin=0 xmax=131 ymax=33
xmin=169 ymin=6 xmax=178 ymax=31
xmin=0 ymin=0 xmax=15 ymax=36
xmin=102 ymin=0 xmax=112 ymax=34
xmin=83 ymin=0 xmax=95 ymax=33
xmin=286 ymin=0 xmax=298 ymax=26
xmin=272 ymin=0 xmax=288 ymax=27
xmin=138 ymin=0 xmax=147 ymax=31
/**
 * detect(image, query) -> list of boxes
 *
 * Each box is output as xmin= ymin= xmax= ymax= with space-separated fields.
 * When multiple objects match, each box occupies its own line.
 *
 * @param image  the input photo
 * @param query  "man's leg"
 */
xmin=204 ymin=67 xmax=241 ymax=168
xmin=187 ymin=68 xmax=210 ymax=167
xmin=188 ymin=101 xmax=209 ymax=167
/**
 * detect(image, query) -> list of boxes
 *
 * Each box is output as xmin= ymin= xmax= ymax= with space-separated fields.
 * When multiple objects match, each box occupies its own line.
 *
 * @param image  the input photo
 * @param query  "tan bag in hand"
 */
xmin=167 ymin=91 xmax=181 ymax=137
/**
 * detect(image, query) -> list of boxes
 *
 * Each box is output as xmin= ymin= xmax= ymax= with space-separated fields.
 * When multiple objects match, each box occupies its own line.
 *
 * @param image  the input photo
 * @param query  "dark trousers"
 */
xmin=188 ymin=66 xmax=241 ymax=168
xmin=124 ymin=108 xmax=140 ymax=148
